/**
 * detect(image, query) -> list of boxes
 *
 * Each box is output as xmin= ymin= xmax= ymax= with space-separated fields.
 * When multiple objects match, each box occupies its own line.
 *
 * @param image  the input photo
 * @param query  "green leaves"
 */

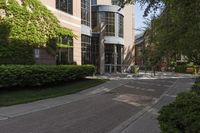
xmin=158 ymin=91 xmax=200 ymax=133
xmin=0 ymin=44 xmax=34 ymax=64
xmin=0 ymin=0 xmax=74 ymax=46
xmin=0 ymin=65 xmax=95 ymax=87
xmin=148 ymin=0 xmax=200 ymax=65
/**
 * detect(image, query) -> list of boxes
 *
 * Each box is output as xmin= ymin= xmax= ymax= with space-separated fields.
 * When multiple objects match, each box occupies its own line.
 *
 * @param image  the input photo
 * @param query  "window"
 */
xmin=56 ymin=36 xmax=73 ymax=64
xmin=81 ymin=35 xmax=91 ymax=64
xmin=105 ymin=44 xmax=114 ymax=64
xmin=92 ymin=11 xmax=99 ymax=32
xmin=34 ymin=49 xmax=40 ymax=58
xmin=102 ymin=12 xmax=115 ymax=36
xmin=118 ymin=14 xmax=124 ymax=37
xmin=81 ymin=0 xmax=90 ymax=26
xmin=91 ymin=35 xmax=99 ymax=66
xmin=117 ymin=45 xmax=122 ymax=64
xmin=56 ymin=0 xmax=73 ymax=15
xmin=112 ymin=0 xmax=123 ymax=6
xmin=91 ymin=0 xmax=97 ymax=5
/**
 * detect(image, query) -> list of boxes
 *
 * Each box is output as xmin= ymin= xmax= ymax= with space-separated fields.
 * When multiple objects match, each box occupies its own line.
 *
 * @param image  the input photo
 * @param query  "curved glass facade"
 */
xmin=81 ymin=0 xmax=90 ymax=26
xmin=91 ymin=5 xmax=125 ymax=73
xmin=92 ymin=11 xmax=98 ymax=32
xmin=102 ymin=12 xmax=115 ymax=36
xmin=92 ymin=6 xmax=124 ymax=38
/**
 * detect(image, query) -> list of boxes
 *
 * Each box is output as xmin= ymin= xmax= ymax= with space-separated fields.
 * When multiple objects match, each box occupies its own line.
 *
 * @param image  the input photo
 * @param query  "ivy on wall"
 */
xmin=0 ymin=0 xmax=74 ymax=46
xmin=0 ymin=0 xmax=74 ymax=64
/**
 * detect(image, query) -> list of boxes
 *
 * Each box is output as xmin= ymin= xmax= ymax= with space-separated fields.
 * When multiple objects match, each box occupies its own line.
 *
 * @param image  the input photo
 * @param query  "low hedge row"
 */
xmin=158 ymin=91 xmax=200 ymax=133
xmin=175 ymin=65 xmax=199 ymax=74
xmin=0 ymin=65 xmax=95 ymax=87
xmin=174 ymin=65 xmax=187 ymax=73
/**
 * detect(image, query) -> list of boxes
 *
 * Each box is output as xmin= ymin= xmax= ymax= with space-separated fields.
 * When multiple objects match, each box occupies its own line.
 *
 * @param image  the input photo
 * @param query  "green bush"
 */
xmin=0 ymin=65 xmax=95 ymax=87
xmin=175 ymin=65 xmax=187 ymax=73
xmin=192 ymin=77 xmax=200 ymax=91
xmin=175 ymin=65 xmax=199 ymax=74
xmin=158 ymin=91 xmax=200 ymax=133
xmin=0 ymin=44 xmax=34 ymax=65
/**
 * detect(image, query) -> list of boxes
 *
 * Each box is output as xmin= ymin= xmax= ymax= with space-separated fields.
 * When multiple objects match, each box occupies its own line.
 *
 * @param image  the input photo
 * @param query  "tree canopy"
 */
xmin=124 ymin=0 xmax=200 ymax=65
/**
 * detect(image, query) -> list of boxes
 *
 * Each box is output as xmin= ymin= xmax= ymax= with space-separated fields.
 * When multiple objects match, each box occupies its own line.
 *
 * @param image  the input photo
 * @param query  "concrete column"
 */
xmin=114 ymin=45 xmax=117 ymax=73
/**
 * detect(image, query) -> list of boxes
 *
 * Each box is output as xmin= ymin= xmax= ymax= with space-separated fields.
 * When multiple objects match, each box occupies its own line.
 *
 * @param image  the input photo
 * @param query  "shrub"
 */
xmin=175 ymin=65 xmax=187 ymax=73
xmin=192 ymin=77 xmax=200 ymax=91
xmin=175 ymin=65 xmax=198 ymax=74
xmin=0 ymin=44 xmax=35 ymax=65
xmin=158 ymin=91 xmax=200 ymax=133
xmin=0 ymin=65 xmax=95 ymax=87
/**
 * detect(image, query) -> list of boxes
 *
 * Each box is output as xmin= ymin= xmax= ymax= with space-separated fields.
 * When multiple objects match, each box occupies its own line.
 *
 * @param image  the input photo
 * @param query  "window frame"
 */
xmin=56 ymin=0 xmax=73 ymax=15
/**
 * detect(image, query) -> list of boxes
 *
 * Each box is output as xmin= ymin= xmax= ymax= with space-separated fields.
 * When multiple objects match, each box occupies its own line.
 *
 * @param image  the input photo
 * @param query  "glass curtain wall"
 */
xmin=105 ymin=44 xmax=123 ymax=72
xmin=56 ymin=0 xmax=73 ymax=15
xmin=81 ymin=35 xmax=91 ymax=64
xmin=118 ymin=14 xmax=124 ymax=38
xmin=81 ymin=0 xmax=90 ymax=26
xmin=91 ymin=35 xmax=100 ymax=71
xmin=92 ymin=11 xmax=99 ymax=32
xmin=102 ymin=12 xmax=115 ymax=36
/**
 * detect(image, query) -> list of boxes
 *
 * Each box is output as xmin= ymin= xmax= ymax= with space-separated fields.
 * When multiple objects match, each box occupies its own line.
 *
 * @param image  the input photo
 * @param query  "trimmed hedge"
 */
xmin=0 ymin=65 xmax=95 ymax=87
xmin=158 ymin=91 xmax=200 ymax=133
xmin=175 ymin=65 xmax=187 ymax=73
xmin=0 ymin=44 xmax=35 ymax=65
xmin=175 ymin=65 xmax=198 ymax=74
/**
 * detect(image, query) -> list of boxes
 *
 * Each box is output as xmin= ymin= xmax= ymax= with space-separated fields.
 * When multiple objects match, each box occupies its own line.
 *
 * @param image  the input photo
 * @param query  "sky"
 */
xmin=135 ymin=3 xmax=148 ymax=35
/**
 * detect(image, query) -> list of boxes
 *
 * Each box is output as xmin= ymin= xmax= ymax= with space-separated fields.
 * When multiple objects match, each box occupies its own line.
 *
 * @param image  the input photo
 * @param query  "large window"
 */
xmin=118 ymin=14 xmax=124 ymax=37
xmin=81 ymin=35 xmax=91 ymax=64
xmin=105 ymin=44 xmax=114 ymax=64
xmin=102 ymin=12 xmax=115 ymax=36
xmin=56 ymin=0 xmax=73 ymax=15
xmin=81 ymin=0 xmax=90 ymax=26
xmin=91 ymin=0 xmax=97 ymax=5
xmin=92 ymin=11 xmax=99 ymax=32
xmin=91 ymin=35 xmax=99 ymax=66
xmin=112 ymin=0 xmax=123 ymax=6
xmin=56 ymin=36 xmax=73 ymax=64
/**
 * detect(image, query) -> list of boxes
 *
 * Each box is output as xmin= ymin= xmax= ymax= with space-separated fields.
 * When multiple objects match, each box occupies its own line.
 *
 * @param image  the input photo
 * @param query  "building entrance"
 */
xmin=105 ymin=44 xmax=123 ymax=73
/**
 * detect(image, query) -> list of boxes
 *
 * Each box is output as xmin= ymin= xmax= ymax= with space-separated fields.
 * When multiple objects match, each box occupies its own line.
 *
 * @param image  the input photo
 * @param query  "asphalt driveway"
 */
xmin=0 ymin=76 xmax=195 ymax=133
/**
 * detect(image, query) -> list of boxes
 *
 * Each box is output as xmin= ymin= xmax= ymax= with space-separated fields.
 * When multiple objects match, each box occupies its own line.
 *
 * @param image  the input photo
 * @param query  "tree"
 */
xmin=0 ymin=0 xmax=74 ymax=46
xmin=124 ymin=0 xmax=200 ymax=65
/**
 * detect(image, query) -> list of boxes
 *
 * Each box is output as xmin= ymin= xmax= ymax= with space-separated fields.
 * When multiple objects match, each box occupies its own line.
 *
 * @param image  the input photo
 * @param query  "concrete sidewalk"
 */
xmin=91 ymin=71 xmax=196 ymax=80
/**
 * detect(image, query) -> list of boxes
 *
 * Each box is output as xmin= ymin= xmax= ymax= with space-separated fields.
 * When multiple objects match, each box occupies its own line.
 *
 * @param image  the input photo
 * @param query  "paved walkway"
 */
xmin=0 ymin=72 xmax=196 ymax=133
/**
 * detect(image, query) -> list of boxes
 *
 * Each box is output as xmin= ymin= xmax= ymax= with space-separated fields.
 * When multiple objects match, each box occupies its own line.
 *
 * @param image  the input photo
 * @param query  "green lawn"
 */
xmin=0 ymin=79 xmax=107 ymax=107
